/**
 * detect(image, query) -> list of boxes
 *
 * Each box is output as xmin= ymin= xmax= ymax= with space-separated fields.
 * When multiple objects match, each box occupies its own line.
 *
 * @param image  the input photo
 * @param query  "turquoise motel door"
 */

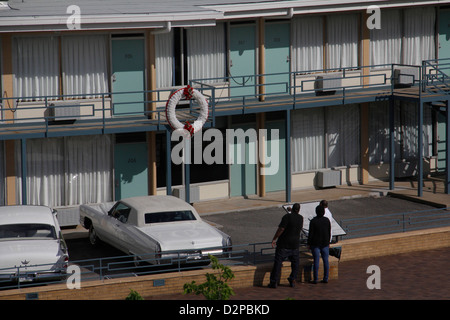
xmin=229 ymin=24 xmax=256 ymax=98
xmin=264 ymin=22 xmax=291 ymax=95
xmin=439 ymin=9 xmax=450 ymax=60
xmin=229 ymin=124 xmax=257 ymax=197
xmin=114 ymin=142 xmax=148 ymax=200
xmin=264 ymin=120 xmax=286 ymax=193
xmin=111 ymin=38 xmax=145 ymax=115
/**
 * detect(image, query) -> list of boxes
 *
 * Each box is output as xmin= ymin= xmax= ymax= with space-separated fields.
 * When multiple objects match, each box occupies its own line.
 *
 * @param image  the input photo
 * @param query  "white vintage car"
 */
xmin=79 ymin=195 xmax=232 ymax=264
xmin=0 ymin=205 xmax=69 ymax=283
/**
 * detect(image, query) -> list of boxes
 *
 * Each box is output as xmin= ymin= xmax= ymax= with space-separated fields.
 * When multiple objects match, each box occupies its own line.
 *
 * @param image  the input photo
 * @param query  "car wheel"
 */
xmin=89 ymin=225 xmax=99 ymax=245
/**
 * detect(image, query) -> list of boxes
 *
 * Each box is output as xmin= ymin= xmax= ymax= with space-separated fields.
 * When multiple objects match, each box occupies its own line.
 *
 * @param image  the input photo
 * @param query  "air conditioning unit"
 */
xmin=316 ymin=170 xmax=341 ymax=188
xmin=315 ymin=73 xmax=342 ymax=95
xmin=172 ymin=186 xmax=200 ymax=203
xmin=48 ymin=101 xmax=80 ymax=123
xmin=393 ymin=67 xmax=419 ymax=88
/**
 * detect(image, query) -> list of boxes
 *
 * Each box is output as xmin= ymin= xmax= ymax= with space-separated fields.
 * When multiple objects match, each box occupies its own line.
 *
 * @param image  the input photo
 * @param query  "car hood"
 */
xmin=0 ymin=240 xmax=62 ymax=273
xmin=137 ymin=221 xmax=225 ymax=252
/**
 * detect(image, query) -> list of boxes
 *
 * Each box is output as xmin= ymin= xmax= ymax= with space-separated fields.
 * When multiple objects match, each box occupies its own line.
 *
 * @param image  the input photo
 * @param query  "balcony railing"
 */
xmin=0 ymin=61 xmax=448 ymax=140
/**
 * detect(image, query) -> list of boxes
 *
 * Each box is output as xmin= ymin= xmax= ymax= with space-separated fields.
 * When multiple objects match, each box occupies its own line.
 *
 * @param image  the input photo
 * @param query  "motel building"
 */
xmin=0 ymin=0 xmax=449 ymax=222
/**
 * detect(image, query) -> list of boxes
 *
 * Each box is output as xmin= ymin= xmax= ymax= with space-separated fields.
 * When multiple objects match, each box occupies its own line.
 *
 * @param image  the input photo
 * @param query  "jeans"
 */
xmin=270 ymin=247 xmax=299 ymax=286
xmin=311 ymin=245 xmax=329 ymax=282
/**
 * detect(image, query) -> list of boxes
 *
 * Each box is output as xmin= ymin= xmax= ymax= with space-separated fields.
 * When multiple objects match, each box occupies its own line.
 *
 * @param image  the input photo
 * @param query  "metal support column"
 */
xmin=184 ymin=136 xmax=191 ymax=204
xmin=446 ymin=99 xmax=450 ymax=194
xmin=285 ymin=109 xmax=291 ymax=203
xmin=418 ymin=101 xmax=424 ymax=197
xmin=21 ymin=139 xmax=27 ymax=205
xmin=165 ymin=127 xmax=172 ymax=196
xmin=389 ymin=97 xmax=395 ymax=190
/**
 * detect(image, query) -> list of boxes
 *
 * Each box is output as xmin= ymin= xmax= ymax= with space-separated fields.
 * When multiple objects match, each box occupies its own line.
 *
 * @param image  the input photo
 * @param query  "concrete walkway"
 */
xmin=193 ymin=179 xmax=449 ymax=216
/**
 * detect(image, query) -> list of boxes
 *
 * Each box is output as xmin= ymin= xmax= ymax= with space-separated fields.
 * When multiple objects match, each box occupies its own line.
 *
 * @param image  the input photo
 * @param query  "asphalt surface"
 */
xmin=202 ymin=196 xmax=440 ymax=245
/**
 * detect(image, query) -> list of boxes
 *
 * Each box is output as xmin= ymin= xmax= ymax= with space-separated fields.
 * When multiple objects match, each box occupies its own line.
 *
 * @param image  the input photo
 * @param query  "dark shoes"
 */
xmin=268 ymin=278 xmax=296 ymax=288
xmin=288 ymin=278 xmax=296 ymax=288
xmin=309 ymin=279 xmax=328 ymax=284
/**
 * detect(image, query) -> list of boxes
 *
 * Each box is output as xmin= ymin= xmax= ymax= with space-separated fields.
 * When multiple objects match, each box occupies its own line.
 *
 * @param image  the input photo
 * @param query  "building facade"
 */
xmin=0 ymin=0 xmax=449 ymax=209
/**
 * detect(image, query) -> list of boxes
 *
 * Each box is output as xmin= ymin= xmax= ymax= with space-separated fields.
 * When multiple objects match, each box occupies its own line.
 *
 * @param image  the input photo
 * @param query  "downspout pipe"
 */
xmin=152 ymin=21 xmax=172 ymax=34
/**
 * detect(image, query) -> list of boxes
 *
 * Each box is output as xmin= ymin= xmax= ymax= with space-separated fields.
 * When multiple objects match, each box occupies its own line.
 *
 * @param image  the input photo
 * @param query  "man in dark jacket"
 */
xmin=268 ymin=203 xmax=303 ymax=288
xmin=308 ymin=205 xmax=331 ymax=284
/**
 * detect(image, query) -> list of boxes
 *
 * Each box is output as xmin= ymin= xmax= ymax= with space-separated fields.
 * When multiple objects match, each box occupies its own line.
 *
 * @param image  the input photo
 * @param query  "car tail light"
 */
xmin=156 ymin=243 xmax=162 ymax=260
xmin=224 ymin=237 xmax=232 ymax=253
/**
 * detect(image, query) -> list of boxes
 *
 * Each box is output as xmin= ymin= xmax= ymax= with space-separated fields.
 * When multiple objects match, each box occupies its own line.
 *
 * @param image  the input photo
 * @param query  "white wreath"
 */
xmin=165 ymin=86 xmax=208 ymax=137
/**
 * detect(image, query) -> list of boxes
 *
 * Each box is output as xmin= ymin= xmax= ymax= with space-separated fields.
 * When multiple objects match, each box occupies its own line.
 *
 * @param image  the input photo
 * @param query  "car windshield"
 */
xmin=0 ymin=223 xmax=57 ymax=241
xmin=144 ymin=210 xmax=197 ymax=224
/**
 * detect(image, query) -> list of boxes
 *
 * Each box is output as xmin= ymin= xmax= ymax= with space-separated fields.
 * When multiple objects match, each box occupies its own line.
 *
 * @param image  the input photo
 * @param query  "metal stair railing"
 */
xmin=422 ymin=58 xmax=450 ymax=96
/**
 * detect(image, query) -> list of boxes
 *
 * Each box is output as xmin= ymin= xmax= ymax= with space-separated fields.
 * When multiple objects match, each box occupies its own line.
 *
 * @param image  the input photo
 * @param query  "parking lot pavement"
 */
xmin=202 ymin=196 xmax=440 ymax=246
xmin=150 ymin=247 xmax=450 ymax=300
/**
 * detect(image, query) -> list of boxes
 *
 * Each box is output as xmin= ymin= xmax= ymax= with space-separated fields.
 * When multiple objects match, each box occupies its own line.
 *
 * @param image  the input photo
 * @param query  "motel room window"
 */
xmin=13 ymin=34 xmax=109 ymax=100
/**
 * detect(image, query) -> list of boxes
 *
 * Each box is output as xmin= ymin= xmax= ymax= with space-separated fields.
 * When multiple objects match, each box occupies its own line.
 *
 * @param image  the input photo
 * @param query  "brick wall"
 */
xmin=335 ymin=226 xmax=450 ymax=262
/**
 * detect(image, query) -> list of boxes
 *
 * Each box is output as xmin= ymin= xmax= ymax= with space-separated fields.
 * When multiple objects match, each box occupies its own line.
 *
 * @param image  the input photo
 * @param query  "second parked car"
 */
xmin=79 ymin=195 xmax=232 ymax=264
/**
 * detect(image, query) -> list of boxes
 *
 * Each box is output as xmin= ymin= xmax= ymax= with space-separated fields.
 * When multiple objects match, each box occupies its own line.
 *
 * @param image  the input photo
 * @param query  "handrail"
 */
xmin=339 ymin=207 xmax=450 ymax=239
xmin=2 ymin=60 xmax=450 ymax=139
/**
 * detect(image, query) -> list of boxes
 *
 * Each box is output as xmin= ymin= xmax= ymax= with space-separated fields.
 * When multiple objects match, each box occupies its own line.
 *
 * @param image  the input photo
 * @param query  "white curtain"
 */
xmin=13 ymin=36 xmax=59 ymax=100
xmin=25 ymin=138 xmax=65 ymax=207
xmin=292 ymin=16 xmax=324 ymax=72
xmin=402 ymin=7 xmax=436 ymax=65
xmin=187 ymin=24 xmax=225 ymax=82
xmin=291 ymin=108 xmax=325 ymax=172
xmin=61 ymin=35 xmax=109 ymax=98
xmin=370 ymin=9 xmax=402 ymax=67
xmin=326 ymin=13 xmax=359 ymax=69
xmin=155 ymin=31 xmax=174 ymax=88
xmin=326 ymin=105 xmax=360 ymax=168
xmin=65 ymin=135 xmax=113 ymax=205
xmin=18 ymin=135 xmax=112 ymax=207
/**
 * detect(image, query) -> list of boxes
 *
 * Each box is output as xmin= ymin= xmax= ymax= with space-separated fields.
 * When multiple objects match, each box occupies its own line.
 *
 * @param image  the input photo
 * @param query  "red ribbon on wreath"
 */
xmin=183 ymin=85 xmax=193 ymax=100
xmin=184 ymin=121 xmax=195 ymax=136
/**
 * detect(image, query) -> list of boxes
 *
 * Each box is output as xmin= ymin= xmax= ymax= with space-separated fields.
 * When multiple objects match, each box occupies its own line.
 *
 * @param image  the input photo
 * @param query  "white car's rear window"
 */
xmin=0 ymin=223 xmax=57 ymax=240
xmin=144 ymin=210 xmax=196 ymax=224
